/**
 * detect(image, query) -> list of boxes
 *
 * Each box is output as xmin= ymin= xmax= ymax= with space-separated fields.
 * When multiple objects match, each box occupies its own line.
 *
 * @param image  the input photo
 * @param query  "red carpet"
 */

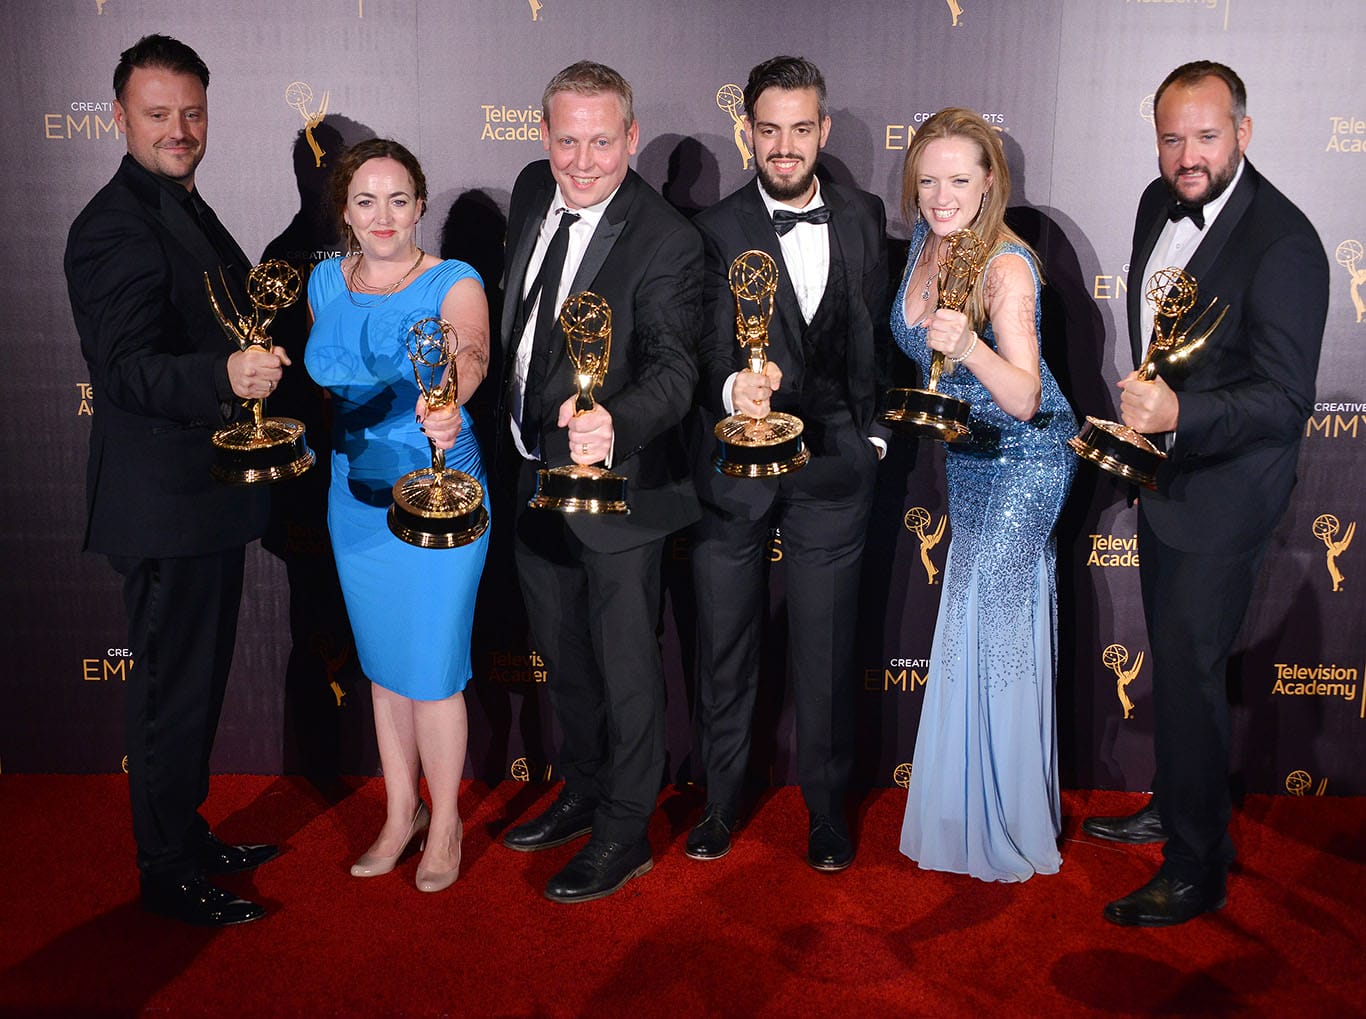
xmin=1 ymin=776 xmax=1363 ymax=1017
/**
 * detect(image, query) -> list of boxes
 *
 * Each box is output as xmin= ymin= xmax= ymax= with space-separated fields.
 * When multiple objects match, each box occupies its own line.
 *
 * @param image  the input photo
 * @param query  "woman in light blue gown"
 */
xmin=306 ymin=139 xmax=490 ymax=892
xmin=892 ymin=109 xmax=1076 ymax=882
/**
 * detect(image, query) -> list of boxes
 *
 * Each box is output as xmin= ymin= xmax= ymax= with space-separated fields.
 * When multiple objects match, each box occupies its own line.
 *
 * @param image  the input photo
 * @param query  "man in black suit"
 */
xmin=497 ymin=61 xmax=703 ymax=902
xmin=685 ymin=56 xmax=890 ymax=870
xmin=65 ymin=35 xmax=288 ymax=926
xmin=1083 ymin=61 xmax=1329 ymax=926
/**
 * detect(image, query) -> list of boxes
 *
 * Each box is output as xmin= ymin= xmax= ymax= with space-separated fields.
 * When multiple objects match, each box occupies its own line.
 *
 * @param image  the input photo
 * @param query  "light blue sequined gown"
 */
xmin=894 ymin=221 xmax=1076 ymax=881
xmin=305 ymin=258 xmax=489 ymax=700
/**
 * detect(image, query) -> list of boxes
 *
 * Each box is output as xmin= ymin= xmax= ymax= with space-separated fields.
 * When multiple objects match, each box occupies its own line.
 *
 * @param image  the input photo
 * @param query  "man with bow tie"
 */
xmin=686 ymin=55 xmax=891 ymax=871
xmin=1083 ymin=60 xmax=1329 ymax=927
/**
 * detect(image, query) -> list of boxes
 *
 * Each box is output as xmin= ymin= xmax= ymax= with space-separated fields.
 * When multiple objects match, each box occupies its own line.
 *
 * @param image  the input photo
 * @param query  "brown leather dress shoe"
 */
xmin=1103 ymin=872 xmax=1226 ymax=927
xmin=1082 ymin=800 xmax=1166 ymax=844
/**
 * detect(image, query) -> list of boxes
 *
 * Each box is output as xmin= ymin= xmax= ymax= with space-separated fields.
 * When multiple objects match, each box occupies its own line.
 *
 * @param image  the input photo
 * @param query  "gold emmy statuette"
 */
xmin=880 ymin=228 xmax=988 ymax=441
xmin=386 ymin=318 xmax=489 ymax=548
xmin=1069 ymin=266 xmax=1226 ymax=489
xmin=205 ymin=260 xmax=315 ymax=484
xmin=713 ymin=250 xmax=810 ymax=477
xmin=528 ymin=292 xmax=630 ymax=514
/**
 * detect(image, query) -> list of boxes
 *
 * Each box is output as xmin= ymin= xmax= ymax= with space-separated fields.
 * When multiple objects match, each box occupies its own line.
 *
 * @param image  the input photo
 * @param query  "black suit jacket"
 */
xmin=502 ymin=162 xmax=703 ymax=553
xmin=691 ymin=179 xmax=891 ymax=519
xmin=1126 ymin=160 xmax=1329 ymax=554
xmin=65 ymin=154 xmax=267 ymax=558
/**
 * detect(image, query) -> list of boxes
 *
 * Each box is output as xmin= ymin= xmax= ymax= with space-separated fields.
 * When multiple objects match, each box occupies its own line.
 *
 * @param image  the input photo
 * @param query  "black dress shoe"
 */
xmin=1103 ymin=872 xmax=1226 ymax=927
xmin=141 ymin=875 xmax=266 ymax=927
xmin=807 ymin=814 xmax=854 ymax=872
xmin=544 ymin=837 xmax=652 ymax=903
xmin=1082 ymin=800 xmax=1166 ymax=844
xmin=200 ymin=833 xmax=281 ymax=874
xmin=684 ymin=805 xmax=736 ymax=861
xmin=502 ymin=791 xmax=596 ymax=852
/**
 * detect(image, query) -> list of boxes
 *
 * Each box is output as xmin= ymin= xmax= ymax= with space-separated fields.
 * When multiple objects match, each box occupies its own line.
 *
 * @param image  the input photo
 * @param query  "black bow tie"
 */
xmin=772 ymin=205 xmax=831 ymax=236
xmin=1167 ymin=200 xmax=1205 ymax=230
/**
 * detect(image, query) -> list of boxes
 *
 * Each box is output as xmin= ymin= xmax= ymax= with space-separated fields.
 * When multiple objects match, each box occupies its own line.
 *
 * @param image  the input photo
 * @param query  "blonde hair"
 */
xmin=900 ymin=107 xmax=1040 ymax=329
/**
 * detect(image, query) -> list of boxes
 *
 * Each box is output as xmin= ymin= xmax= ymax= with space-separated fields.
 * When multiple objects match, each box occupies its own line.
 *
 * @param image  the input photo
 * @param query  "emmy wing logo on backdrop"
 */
xmin=893 ymin=763 xmax=913 ymax=789
xmin=1102 ymin=643 xmax=1144 ymax=720
xmin=1286 ymin=770 xmax=1329 ymax=796
xmin=944 ymin=0 xmax=964 ymax=26
xmin=1336 ymin=240 xmax=1365 ymax=323
xmin=285 ymin=81 xmax=329 ymax=168
xmin=903 ymin=507 xmax=947 ymax=584
xmin=1139 ymin=94 xmax=1155 ymax=125
xmin=1312 ymin=514 xmax=1354 ymax=593
xmin=511 ymin=757 xmax=553 ymax=782
xmin=716 ymin=84 xmax=753 ymax=170
xmin=527 ymin=0 xmax=544 ymax=20
xmin=312 ymin=635 xmax=351 ymax=708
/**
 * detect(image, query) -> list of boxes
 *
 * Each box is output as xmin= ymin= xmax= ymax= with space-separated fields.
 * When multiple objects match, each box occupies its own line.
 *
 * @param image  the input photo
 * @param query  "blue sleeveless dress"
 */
xmin=893 ymin=220 xmax=1076 ymax=881
xmin=305 ymin=257 xmax=489 ymax=700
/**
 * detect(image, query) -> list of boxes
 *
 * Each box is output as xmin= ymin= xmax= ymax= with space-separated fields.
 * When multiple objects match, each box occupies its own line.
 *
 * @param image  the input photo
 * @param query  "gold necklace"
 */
xmin=345 ymin=247 xmax=424 ymax=305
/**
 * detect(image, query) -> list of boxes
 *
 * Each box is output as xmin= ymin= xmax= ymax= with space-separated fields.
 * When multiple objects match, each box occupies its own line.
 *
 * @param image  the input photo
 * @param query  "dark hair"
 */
xmin=542 ymin=61 xmax=634 ymax=128
xmin=326 ymin=138 xmax=428 ymax=252
xmin=113 ymin=34 xmax=209 ymax=101
xmin=743 ymin=55 xmax=827 ymax=122
xmin=1154 ymin=60 xmax=1247 ymax=124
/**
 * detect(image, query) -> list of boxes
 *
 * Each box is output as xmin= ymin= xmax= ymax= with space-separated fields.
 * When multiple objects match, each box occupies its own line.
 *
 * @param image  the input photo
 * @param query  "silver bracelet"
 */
xmin=947 ymin=331 xmax=978 ymax=365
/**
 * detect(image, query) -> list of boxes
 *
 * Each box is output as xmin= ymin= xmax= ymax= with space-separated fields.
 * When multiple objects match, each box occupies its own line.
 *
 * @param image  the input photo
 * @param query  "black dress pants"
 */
xmin=110 ymin=548 xmax=246 ymax=881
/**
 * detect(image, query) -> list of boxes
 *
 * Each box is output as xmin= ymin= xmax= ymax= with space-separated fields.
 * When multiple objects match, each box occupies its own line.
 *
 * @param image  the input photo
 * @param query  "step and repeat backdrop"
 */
xmin=3 ymin=0 xmax=1362 ymax=797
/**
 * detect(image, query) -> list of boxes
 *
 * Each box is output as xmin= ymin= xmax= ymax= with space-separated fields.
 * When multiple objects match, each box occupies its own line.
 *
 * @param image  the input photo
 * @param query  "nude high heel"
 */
xmin=350 ymin=801 xmax=430 ymax=878
xmin=415 ymin=816 xmax=462 ymax=893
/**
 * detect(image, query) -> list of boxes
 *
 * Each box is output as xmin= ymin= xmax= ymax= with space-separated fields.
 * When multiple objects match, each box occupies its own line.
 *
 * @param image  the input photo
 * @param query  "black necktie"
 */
xmin=520 ymin=210 xmax=580 ymax=452
xmin=772 ymin=205 xmax=831 ymax=236
xmin=1167 ymin=199 xmax=1205 ymax=231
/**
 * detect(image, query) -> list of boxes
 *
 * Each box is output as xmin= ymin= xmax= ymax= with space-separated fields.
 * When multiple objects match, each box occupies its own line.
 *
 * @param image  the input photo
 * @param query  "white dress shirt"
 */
xmin=511 ymin=185 xmax=618 ymax=460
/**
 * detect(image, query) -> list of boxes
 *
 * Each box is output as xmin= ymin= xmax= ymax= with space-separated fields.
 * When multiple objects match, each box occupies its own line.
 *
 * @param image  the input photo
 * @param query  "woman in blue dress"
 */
xmin=893 ymin=109 xmax=1076 ymax=882
xmin=306 ymin=139 xmax=490 ymax=892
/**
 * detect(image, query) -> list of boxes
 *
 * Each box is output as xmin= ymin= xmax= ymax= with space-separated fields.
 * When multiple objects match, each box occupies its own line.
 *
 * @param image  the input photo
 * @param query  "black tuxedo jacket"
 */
xmin=690 ymin=179 xmax=891 ymax=518
xmin=66 ymin=154 xmax=266 ymax=558
xmin=502 ymin=162 xmax=703 ymax=553
xmin=1126 ymin=160 xmax=1329 ymax=554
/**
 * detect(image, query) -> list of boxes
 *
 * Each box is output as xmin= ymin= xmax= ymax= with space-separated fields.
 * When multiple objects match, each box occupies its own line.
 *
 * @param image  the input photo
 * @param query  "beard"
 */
xmin=756 ymin=154 xmax=816 ymax=203
xmin=1165 ymin=145 xmax=1240 ymax=207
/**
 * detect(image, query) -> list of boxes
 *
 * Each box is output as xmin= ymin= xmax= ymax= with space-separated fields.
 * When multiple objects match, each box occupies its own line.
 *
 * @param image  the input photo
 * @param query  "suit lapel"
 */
xmin=571 ymin=171 xmax=636 ymax=294
xmin=737 ymin=183 xmax=805 ymax=365
xmin=501 ymin=180 xmax=554 ymax=347
xmin=1128 ymin=201 xmax=1167 ymax=364
xmin=1183 ymin=161 xmax=1256 ymax=285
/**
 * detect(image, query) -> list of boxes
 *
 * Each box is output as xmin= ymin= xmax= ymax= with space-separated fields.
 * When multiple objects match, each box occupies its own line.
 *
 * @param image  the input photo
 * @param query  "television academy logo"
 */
xmin=511 ymin=757 xmax=553 ymax=782
xmin=1102 ymin=643 xmax=1144 ymax=719
xmin=893 ymin=763 xmax=913 ymax=788
xmin=903 ymin=507 xmax=947 ymax=585
xmin=1285 ymin=769 xmax=1327 ymax=796
xmin=528 ymin=0 xmax=544 ymax=20
xmin=1336 ymin=240 xmax=1365 ymax=323
xmin=1312 ymin=514 xmax=1354 ymax=593
xmin=944 ymin=0 xmax=964 ymax=27
xmin=716 ymin=84 xmax=753 ymax=170
xmin=285 ymin=81 xmax=330 ymax=169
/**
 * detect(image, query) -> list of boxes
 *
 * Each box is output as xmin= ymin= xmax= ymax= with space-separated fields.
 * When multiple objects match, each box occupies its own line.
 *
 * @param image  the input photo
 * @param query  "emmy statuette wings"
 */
xmin=527 ymin=291 xmax=630 ymax=514
xmin=204 ymin=259 xmax=316 ymax=483
xmin=880 ymin=228 xmax=987 ymax=442
xmin=1068 ymin=266 xmax=1226 ymax=489
xmin=386 ymin=317 xmax=489 ymax=548
xmin=712 ymin=249 xmax=810 ymax=477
